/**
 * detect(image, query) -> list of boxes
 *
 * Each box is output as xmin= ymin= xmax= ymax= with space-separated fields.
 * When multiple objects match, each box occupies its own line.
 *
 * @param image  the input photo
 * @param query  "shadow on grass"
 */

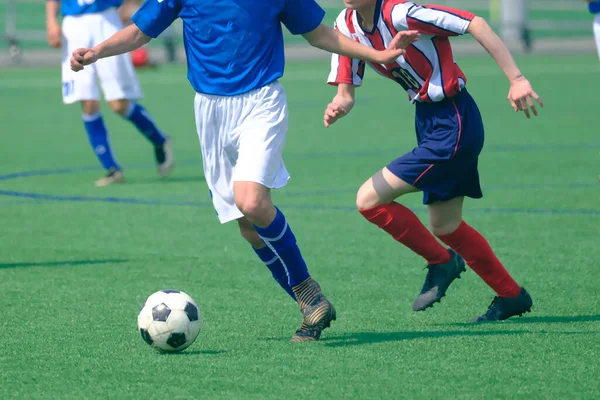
xmin=321 ymin=329 xmax=530 ymax=348
xmin=442 ymin=315 xmax=600 ymax=327
xmin=162 ymin=349 xmax=228 ymax=356
xmin=0 ymin=259 xmax=129 ymax=269
xmin=261 ymin=329 xmax=586 ymax=347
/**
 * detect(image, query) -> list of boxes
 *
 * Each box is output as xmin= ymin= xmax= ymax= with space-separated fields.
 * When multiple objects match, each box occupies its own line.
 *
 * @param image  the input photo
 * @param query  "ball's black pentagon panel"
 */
xmin=160 ymin=289 xmax=180 ymax=294
xmin=140 ymin=329 xmax=153 ymax=345
xmin=184 ymin=302 xmax=199 ymax=322
xmin=152 ymin=303 xmax=171 ymax=321
xmin=166 ymin=332 xmax=187 ymax=349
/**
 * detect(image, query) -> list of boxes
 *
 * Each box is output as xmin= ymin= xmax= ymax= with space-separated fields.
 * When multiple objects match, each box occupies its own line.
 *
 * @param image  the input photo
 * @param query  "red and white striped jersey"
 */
xmin=327 ymin=0 xmax=475 ymax=103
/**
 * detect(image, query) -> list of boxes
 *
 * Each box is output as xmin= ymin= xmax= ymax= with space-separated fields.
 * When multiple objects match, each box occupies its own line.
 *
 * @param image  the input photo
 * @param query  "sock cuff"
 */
xmin=253 ymin=207 xmax=287 ymax=241
xmin=124 ymin=101 xmax=138 ymax=119
xmin=436 ymin=220 xmax=469 ymax=242
xmin=82 ymin=112 xmax=102 ymax=122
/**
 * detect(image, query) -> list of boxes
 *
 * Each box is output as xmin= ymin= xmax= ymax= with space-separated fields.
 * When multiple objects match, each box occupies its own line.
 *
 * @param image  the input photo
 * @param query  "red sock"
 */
xmin=360 ymin=202 xmax=451 ymax=265
xmin=437 ymin=221 xmax=521 ymax=298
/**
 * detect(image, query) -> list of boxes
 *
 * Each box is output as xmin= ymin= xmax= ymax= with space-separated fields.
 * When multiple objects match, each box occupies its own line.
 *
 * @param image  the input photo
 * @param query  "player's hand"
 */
xmin=374 ymin=30 xmax=420 ymax=64
xmin=507 ymin=76 xmax=544 ymax=119
xmin=47 ymin=24 xmax=62 ymax=49
xmin=70 ymin=48 xmax=99 ymax=72
xmin=324 ymin=95 xmax=354 ymax=128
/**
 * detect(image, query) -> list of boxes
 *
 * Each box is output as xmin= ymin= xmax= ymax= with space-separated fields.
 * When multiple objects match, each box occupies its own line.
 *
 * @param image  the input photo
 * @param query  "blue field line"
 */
xmin=0 ymin=189 xmax=598 ymax=216
xmin=1 ymin=142 xmax=599 ymax=183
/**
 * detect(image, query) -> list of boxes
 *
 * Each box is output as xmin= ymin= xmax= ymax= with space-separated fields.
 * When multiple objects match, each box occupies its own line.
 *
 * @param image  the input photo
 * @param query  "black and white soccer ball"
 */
xmin=137 ymin=289 xmax=202 ymax=352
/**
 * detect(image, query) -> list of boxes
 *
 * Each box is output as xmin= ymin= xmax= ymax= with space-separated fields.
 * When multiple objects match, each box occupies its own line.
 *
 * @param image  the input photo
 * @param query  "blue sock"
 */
xmin=83 ymin=112 xmax=120 ymax=170
xmin=253 ymin=245 xmax=296 ymax=300
xmin=253 ymin=208 xmax=310 ymax=288
xmin=124 ymin=102 xmax=167 ymax=146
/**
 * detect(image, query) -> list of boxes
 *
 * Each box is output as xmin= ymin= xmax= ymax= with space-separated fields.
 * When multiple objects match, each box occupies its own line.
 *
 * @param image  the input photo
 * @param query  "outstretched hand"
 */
xmin=373 ymin=30 xmax=420 ymax=64
xmin=324 ymin=94 xmax=355 ymax=128
xmin=70 ymin=48 xmax=99 ymax=72
xmin=507 ymin=76 xmax=544 ymax=119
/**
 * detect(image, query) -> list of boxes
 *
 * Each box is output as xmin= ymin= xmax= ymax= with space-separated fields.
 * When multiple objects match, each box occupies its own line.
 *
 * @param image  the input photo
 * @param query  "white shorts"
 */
xmin=61 ymin=8 xmax=142 ymax=104
xmin=594 ymin=14 xmax=600 ymax=59
xmin=194 ymin=81 xmax=290 ymax=224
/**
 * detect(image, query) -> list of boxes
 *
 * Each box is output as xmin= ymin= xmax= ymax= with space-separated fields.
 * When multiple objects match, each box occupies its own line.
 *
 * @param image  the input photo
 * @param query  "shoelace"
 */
xmin=485 ymin=296 xmax=500 ymax=312
xmin=420 ymin=265 xmax=436 ymax=293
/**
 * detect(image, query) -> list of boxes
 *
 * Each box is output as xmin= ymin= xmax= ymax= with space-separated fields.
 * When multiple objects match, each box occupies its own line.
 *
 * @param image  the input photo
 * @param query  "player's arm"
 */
xmin=303 ymin=24 xmax=419 ymax=65
xmin=466 ymin=16 xmax=543 ymax=118
xmin=70 ymin=0 xmax=180 ymax=72
xmin=324 ymin=83 xmax=355 ymax=128
xmin=45 ymin=0 xmax=61 ymax=48
xmin=71 ymin=24 xmax=150 ymax=71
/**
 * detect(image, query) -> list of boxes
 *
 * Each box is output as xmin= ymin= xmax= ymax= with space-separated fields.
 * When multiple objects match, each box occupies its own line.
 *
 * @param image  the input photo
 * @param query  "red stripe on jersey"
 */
xmin=406 ymin=16 xmax=458 ymax=36
xmin=381 ymin=2 xmax=431 ymax=101
xmin=345 ymin=9 xmax=356 ymax=34
xmin=365 ymin=28 xmax=398 ymax=80
xmin=423 ymin=5 xmax=475 ymax=22
xmin=432 ymin=37 xmax=461 ymax=98
xmin=405 ymin=46 xmax=432 ymax=102
xmin=381 ymin=0 xmax=404 ymax=35
xmin=334 ymin=55 xmax=354 ymax=85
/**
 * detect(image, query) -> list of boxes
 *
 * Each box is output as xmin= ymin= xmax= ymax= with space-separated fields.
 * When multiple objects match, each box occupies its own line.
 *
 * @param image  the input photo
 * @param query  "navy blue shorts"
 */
xmin=387 ymin=89 xmax=485 ymax=205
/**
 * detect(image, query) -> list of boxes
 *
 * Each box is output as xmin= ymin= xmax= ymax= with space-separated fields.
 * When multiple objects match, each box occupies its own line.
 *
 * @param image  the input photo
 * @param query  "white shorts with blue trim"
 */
xmin=61 ymin=8 xmax=142 ymax=104
xmin=194 ymin=81 xmax=291 ymax=224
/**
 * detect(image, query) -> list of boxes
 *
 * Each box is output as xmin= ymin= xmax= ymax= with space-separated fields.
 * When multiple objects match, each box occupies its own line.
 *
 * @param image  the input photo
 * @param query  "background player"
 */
xmin=587 ymin=0 xmax=600 ymax=61
xmin=46 ymin=0 xmax=173 ymax=186
xmin=586 ymin=0 xmax=600 ymax=181
xmin=69 ymin=0 xmax=416 ymax=341
xmin=323 ymin=0 xmax=543 ymax=322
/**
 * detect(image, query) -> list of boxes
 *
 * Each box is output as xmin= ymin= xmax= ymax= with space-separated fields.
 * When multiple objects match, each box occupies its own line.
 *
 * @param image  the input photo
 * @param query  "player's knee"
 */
xmin=356 ymin=185 xmax=381 ymax=211
xmin=81 ymin=100 xmax=100 ymax=115
xmin=235 ymin=195 xmax=270 ymax=222
xmin=430 ymin=219 xmax=462 ymax=236
xmin=108 ymin=99 xmax=130 ymax=116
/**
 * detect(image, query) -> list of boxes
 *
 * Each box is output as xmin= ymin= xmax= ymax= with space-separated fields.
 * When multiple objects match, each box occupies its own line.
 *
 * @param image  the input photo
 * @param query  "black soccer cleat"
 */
xmin=155 ymin=138 xmax=174 ymax=177
xmin=290 ymin=277 xmax=336 ymax=342
xmin=472 ymin=287 xmax=533 ymax=322
xmin=412 ymin=249 xmax=466 ymax=311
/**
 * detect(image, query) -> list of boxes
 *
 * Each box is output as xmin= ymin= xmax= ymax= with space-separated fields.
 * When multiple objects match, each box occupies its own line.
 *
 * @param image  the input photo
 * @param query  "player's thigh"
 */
xmin=233 ymin=81 xmax=290 ymax=191
xmin=61 ymin=15 xmax=99 ymax=104
xmin=193 ymin=93 xmax=242 ymax=224
xmin=94 ymin=9 xmax=142 ymax=102
xmin=356 ymin=167 xmax=419 ymax=210
xmin=427 ymin=197 xmax=464 ymax=236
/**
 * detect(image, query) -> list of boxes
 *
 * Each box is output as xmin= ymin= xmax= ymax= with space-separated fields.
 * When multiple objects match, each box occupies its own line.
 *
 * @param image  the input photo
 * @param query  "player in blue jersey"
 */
xmin=46 ymin=0 xmax=173 ymax=186
xmin=587 ymin=1 xmax=600 ymax=182
xmin=587 ymin=1 xmax=600 ymax=61
xmin=69 ymin=0 xmax=417 ymax=342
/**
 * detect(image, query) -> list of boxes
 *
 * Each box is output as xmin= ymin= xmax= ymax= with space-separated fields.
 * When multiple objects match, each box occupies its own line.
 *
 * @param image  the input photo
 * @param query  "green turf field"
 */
xmin=1 ymin=55 xmax=599 ymax=399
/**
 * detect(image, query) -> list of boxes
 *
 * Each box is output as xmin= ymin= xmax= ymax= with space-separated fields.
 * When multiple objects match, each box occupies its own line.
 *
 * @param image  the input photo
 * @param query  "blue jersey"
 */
xmin=60 ymin=0 xmax=123 ymax=16
xmin=589 ymin=1 xmax=600 ymax=14
xmin=132 ymin=0 xmax=325 ymax=96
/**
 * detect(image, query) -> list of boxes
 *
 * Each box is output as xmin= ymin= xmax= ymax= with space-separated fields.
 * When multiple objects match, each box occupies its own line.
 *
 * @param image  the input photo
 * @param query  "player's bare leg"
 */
xmin=234 ymin=181 xmax=336 ymax=342
xmin=356 ymin=168 xmax=465 ymax=311
xmin=108 ymin=99 xmax=174 ymax=177
xmin=80 ymin=100 xmax=125 ymax=187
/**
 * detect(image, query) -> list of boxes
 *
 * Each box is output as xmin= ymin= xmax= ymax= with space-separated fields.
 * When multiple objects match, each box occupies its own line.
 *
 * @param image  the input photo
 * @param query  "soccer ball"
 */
xmin=137 ymin=289 xmax=202 ymax=352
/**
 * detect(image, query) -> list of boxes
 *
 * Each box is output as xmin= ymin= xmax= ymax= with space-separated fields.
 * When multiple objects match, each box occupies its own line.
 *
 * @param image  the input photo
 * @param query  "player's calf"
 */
xmin=238 ymin=193 xmax=336 ymax=342
xmin=111 ymin=99 xmax=174 ymax=176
